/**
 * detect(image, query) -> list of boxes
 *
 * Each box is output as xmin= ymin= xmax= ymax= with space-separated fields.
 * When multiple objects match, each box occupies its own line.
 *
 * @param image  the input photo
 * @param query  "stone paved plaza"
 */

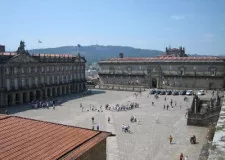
xmin=10 ymin=90 xmax=209 ymax=160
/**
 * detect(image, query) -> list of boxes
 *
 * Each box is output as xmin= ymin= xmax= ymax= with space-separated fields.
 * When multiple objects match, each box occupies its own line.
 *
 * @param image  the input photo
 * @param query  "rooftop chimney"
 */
xmin=119 ymin=52 xmax=123 ymax=58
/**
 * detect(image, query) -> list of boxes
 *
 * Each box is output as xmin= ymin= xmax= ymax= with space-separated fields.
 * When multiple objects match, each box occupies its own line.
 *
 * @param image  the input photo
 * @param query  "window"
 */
xmin=180 ymin=68 xmax=185 ymax=75
xmin=41 ymin=76 xmax=44 ymax=84
xmin=21 ymin=78 xmax=25 ymax=87
xmin=209 ymin=67 xmax=216 ymax=76
xmin=28 ymin=77 xmax=32 ymax=88
xmin=14 ymin=67 xmax=17 ymax=74
xmin=47 ymin=76 xmax=50 ymax=84
xmin=41 ymin=66 xmax=44 ymax=72
xmin=34 ymin=67 xmax=37 ymax=73
xmin=28 ymin=67 xmax=31 ymax=73
xmin=6 ymin=79 xmax=10 ymax=91
xmin=46 ymin=66 xmax=49 ymax=72
xmin=52 ymin=75 xmax=55 ymax=84
xmin=35 ymin=77 xmax=38 ymax=86
xmin=21 ymin=67 xmax=24 ymax=73
xmin=6 ymin=68 xmax=10 ymax=74
xmin=211 ymin=70 xmax=216 ymax=76
xmin=14 ymin=78 xmax=18 ymax=89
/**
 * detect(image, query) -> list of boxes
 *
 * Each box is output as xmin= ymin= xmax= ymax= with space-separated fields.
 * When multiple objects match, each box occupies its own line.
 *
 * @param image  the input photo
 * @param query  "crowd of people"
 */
xmin=105 ymin=102 xmax=139 ymax=111
xmin=30 ymin=100 xmax=60 ymax=109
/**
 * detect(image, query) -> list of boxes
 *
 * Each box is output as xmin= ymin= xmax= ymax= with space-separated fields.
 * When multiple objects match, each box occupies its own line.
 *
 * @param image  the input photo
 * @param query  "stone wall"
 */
xmin=77 ymin=139 xmax=106 ymax=160
xmin=208 ymin=103 xmax=225 ymax=160
xmin=98 ymin=61 xmax=225 ymax=89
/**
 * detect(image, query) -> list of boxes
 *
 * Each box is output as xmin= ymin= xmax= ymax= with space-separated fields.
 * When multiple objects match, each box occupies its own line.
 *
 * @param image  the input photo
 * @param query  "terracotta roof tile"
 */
xmin=0 ymin=115 xmax=111 ymax=160
xmin=100 ymin=56 xmax=223 ymax=62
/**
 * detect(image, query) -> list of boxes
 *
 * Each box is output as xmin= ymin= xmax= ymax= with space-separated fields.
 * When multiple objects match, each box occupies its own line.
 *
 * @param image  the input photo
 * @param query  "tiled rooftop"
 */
xmin=32 ymin=53 xmax=73 ymax=58
xmin=99 ymin=56 xmax=224 ymax=63
xmin=0 ymin=114 xmax=111 ymax=160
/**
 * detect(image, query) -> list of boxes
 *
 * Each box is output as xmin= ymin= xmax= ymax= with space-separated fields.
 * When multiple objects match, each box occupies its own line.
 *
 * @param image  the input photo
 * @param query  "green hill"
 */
xmin=29 ymin=45 xmax=164 ymax=64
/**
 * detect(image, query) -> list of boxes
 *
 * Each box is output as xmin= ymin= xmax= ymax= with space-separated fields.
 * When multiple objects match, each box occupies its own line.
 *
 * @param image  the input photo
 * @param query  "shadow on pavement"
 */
xmin=0 ymin=89 xmax=105 ymax=115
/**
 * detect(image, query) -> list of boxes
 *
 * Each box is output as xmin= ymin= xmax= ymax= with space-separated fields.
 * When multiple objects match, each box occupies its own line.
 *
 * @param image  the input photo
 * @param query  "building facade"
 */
xmin=0 ymin=43 xmax=86 ymax=107
xmin=98 ymin=48 xmax=225 ymax=90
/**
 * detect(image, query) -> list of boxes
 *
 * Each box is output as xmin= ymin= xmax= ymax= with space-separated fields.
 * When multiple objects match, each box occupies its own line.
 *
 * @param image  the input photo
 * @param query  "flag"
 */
xmin=77 ymin=44 xmax=81 ymax=48
xmin=38 ymin=40 xmax=42 ymax=43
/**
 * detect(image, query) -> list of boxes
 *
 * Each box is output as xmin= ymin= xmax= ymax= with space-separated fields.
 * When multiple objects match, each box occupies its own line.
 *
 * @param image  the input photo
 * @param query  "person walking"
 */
xmin=96 ymin=124 xmax=99 ymax=131
xmin=108 ymin=117 xmax=111 ymax=123
xmin=169 ymin=135 xmax=173 ymax=144
xmin=180 ymin=153 xmax=184 ymax=160
xmin=92 ymin=116 xmax=94 ymax=124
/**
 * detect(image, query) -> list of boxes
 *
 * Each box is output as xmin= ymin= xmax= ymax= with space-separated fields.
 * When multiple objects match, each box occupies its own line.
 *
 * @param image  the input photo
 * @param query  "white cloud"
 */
xmin=170 ymin=15 xmax=185 ymax=20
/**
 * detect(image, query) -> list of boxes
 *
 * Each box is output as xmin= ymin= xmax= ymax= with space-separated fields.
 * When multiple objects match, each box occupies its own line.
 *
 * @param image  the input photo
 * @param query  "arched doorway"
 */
xmin=23 ymin=92 xmax=27 ymax=103
xmin=36 ymin=90 xmax=41 ymax=100
xmin=15 ymin=93 xmax=20 ymax=104
xmin=57 ymin=87 xmax=61 ymax=95
xmin=8 ymin=94 xmax=12 ymax=105
xmin=30 ymin=91 xmax=34 ymax=102
xmin=52 ymin=88 xmax=56 ymax=96
xmin=47 ymin=88 xmax=51 ymax=98
xmin=152 ymin=78 xmax=157 ymax=88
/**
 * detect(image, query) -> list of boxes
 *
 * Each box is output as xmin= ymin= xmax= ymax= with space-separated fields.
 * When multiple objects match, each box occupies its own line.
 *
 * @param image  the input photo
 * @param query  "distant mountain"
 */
xmin=29 ymin=45 xmax=164 ymax=64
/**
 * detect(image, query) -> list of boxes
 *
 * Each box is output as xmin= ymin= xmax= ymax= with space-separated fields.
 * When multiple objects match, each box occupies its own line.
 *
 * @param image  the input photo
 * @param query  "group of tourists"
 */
xmin=30 ymin=100 xmax=58 ymax=109
xmin=105 ymin=102 xmax=139 ymax=112
xmin=80 ymin=103 xmax=103 ymax=112
xmin=122 ymin=124 xmax=131 ymax=133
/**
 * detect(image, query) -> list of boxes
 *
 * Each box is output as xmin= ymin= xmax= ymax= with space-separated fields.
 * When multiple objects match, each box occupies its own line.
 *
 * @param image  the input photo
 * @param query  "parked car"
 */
xmin=186 ymin=90 xmax=193 ymax=95
xmin=166 ymin=90 xmax=172 ymax=95
xmin=150 ymin=90 xmax=156 ymax=95
xmin=172 ymin=90 xmax=179 ymax=95
xmin=160 ymin=90 xmax=166 ymax=95
xmin=197 ymin=90 xmax=205 ymax=95
xmin=179 ymin=90 xmax=186 ymax=95
xmin=155 ymin=90 xmax=161 ymax=95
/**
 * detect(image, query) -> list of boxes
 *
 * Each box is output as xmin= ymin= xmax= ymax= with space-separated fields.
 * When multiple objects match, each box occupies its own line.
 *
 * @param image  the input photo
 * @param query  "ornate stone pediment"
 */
xmin=6 ymin=54 xmax=38 ymax=63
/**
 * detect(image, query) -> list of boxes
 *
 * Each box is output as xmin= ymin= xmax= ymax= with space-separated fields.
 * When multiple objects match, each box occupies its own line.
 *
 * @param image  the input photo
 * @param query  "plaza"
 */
xmin=10 ymin=90 xmax=208 ymax=160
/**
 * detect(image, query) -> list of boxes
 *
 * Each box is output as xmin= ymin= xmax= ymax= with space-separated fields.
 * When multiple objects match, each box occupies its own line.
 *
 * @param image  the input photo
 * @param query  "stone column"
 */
xmin=19 ymin=93 xmax=23 ymax=104
xmin=11 ymin=94 xmax=16 ymax=105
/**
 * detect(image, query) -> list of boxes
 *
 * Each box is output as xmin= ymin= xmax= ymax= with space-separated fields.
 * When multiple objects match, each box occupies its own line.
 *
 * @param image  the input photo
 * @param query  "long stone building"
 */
xmin=98 ymin=46 xmax=225 ymax=89
xmin=0 ymin=42 xmax=86 ymax=107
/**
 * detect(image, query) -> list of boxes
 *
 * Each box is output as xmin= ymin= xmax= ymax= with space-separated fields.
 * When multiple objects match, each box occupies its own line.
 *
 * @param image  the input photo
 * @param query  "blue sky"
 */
xmin=0 ymin=0 xmax=225 ymax=55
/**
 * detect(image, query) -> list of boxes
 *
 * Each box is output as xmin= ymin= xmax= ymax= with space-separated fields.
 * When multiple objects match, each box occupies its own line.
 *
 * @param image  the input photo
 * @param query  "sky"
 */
xmin=0 ymin=0 xmax=225 ymax=55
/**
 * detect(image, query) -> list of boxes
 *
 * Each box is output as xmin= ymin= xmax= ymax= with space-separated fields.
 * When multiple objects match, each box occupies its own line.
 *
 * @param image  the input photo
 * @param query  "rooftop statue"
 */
xmin=17 ymin=41 xmax=30 ymax=55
